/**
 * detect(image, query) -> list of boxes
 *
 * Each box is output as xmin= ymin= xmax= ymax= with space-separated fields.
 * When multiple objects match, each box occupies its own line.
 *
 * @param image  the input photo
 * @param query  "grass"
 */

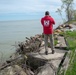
xmin=65 ymin=20 xmax=76 ymax=24
xmin=54 ymin=39 xmax=58 ymax=46
xmin=65 ymin=31 xmax=76 ymax=39
xmin=64 ymin=31 xmax=76 ymax=75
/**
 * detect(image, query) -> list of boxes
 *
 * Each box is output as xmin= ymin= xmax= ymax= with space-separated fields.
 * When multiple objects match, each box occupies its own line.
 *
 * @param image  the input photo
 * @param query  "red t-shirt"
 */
xmin=41 ymin=16 xmax=55 ymax=34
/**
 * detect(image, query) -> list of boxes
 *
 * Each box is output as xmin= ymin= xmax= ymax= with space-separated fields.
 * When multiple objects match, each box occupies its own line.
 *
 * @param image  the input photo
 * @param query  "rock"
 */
xmin=54 ymin=32 xmax=59 ymax=35
xmin=58 ymin=25 xmax=63 ymax=29
xmin=65 ymin=24 xmax=72 ymax=29
xmin=7 ymin=66 xmax=14 ymax=75
xmin=54 ymin=35 xmax=58 ymax=40
xmin=56 ymin=44 xmax=60 ymax=47
xmin=73 ymin=22 xmax=76 ymax=25
xmin=41 ymin=41 xmax=45 ymax=47
xmin=14 ymin=65 xmax=27 ymax=75
xmin=62 ymin=24 xmax=66 ymax=28
xmin=36 ymin=64 xmax=55 ymax=75
xmin=57 ymin=40 xmax=60 ymax=44
xmin=68 ymin=24 xmax=73 ymax=29
xmin=55 ymin=29 xmax=62 ymax=33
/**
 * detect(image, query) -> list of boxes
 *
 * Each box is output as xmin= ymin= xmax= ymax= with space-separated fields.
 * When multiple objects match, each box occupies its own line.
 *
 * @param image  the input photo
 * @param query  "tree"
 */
xmin=61 ymin=0 xmax=74 ymax=21
xmin=56 ymin=8 xmax=65 ymax=23
xmin=73 ymin=10 xmax=76 ymax=20
xmin=56 ymin=9 xmax=62 ymax=20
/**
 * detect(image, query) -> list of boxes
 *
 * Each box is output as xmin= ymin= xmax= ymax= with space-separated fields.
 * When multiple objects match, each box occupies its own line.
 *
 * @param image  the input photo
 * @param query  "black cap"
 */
xmin=45 ymin=11 xmax=49 ymax=15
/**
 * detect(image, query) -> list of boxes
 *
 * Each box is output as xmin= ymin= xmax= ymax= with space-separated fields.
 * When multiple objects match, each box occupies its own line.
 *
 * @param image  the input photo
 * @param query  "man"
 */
xmin=41 ymin=11 xmax=55 ymax=55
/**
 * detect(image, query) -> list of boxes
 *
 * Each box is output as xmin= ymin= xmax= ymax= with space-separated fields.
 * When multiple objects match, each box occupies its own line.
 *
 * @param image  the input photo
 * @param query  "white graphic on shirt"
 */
xmin=44 ymin=20 xmax=50 ymax=26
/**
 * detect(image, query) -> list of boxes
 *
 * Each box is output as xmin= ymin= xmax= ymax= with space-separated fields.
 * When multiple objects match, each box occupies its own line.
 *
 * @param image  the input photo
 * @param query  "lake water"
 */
xmin=0 ymin=19 xmax=62 ymax=61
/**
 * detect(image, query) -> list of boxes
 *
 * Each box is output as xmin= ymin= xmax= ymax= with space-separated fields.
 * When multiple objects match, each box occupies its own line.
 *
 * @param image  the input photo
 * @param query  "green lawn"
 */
xmin=64 ymin=31 xmax=76 ymax=75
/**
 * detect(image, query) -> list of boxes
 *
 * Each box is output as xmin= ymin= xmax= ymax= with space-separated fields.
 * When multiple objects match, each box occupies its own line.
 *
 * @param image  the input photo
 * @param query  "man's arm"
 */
xmin=50 ymin=17 xmax=55 ymax=25
xmin=52 ymin=18 xmax=55 ymax=25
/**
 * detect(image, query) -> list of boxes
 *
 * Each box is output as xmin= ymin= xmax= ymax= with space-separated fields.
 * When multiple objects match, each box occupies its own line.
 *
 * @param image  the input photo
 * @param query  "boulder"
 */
xmin=36 ymin=64 xmax=55 ymax=75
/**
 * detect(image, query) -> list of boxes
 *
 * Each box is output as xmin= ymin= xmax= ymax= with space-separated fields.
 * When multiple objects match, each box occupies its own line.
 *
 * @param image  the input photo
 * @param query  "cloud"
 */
xmin=0 ymin=0 xmax=76 ymax=21
xmin=0 ymin=0 xmax=62 ymax=14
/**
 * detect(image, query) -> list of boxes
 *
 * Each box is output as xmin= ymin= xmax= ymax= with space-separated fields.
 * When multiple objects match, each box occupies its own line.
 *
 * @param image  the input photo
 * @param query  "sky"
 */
xmin=0 ymin=0 xmax=76 ymax=21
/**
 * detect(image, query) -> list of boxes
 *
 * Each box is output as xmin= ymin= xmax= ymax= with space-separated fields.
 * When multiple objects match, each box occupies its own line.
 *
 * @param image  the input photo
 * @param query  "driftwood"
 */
xmin=0 ymin=34 xmax=43 ymax=75
xmin=0 ymin=55 xmax=34 ymax=75
xmin=17 ymin=35 xmax=42 ymax=54
xmin=0 ymin=31 xmax=70 ymax=75
xmin=0 ymin=65 xmax=28 ymax=75
xmin=0 ymin=55 xmax=27 ymax=71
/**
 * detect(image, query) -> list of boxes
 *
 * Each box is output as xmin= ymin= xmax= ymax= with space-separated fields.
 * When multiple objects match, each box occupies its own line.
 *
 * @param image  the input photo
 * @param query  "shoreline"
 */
xmin=0 ymin=21 xmax=76 ymax=74
xmin=0 ymin=19 xmax=62 ymax=61
xmin=0 ymin=21 xmax=75 ymax=61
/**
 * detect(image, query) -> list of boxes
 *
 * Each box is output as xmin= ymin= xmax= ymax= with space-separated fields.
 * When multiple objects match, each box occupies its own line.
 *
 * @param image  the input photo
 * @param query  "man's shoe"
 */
xmin=45 ymin=51 xmax=48 ymax=55
xmin=52 ymin=50 xmax=55 ymax=54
